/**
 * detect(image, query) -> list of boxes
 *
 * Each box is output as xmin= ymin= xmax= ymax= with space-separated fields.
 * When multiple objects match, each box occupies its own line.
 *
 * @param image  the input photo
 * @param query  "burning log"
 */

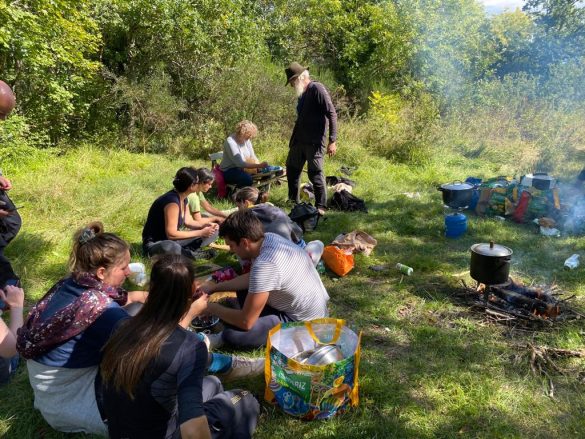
xmin=456 ymin=278 xmax=580 ymax=329
xmin=489 ymin=286 xmax=560 ymax=319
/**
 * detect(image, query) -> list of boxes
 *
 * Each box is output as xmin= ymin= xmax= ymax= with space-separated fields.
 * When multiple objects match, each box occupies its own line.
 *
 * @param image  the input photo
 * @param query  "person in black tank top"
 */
xmin=142 ymin=167 xmax=219 ymax=260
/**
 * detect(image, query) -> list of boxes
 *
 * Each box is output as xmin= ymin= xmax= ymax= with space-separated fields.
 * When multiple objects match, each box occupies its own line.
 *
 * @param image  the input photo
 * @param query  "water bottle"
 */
xmin=564 ymin=254 xmax=580 ymax=270
xmin=396 ymin=263 xmax=413 ymax=276
xmin=128 ymin=262 xmax=148 ymax=286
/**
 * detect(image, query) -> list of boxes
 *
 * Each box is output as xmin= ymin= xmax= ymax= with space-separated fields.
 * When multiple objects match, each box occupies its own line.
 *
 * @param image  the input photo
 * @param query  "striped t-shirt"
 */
xmin=249 ymin=233 xmax=329 ymax=321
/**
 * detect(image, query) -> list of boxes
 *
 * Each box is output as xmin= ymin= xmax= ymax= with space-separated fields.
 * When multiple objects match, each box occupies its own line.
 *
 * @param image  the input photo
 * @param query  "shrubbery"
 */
xmin=1 ymin=0 xmax=584 ymax=173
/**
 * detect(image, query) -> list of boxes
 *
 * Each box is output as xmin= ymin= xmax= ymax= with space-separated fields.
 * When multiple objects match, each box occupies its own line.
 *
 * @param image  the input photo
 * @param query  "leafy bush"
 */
xmin=363 ymin=90 xmax=439 ymax=164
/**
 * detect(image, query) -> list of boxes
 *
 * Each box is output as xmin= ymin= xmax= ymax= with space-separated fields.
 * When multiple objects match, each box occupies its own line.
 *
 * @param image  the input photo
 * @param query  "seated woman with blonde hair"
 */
xmin=220 ymin=120 xmax=268 ymax=188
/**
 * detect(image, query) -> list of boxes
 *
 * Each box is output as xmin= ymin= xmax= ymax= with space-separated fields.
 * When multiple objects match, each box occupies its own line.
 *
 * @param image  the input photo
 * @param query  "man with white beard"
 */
xmin=284 ymin=62 xmax=337 ymax=215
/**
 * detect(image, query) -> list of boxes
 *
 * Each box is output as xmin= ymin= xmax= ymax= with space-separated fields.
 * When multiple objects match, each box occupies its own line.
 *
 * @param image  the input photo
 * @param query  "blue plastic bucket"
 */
xmin=445 ymin=213 xmax=467 ymax=238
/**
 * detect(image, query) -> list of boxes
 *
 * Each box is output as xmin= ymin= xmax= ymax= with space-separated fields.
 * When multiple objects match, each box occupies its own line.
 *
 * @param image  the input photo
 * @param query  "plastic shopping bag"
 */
xmin=264 ymin=318 xmax=361 ymax=420
xmin=322 ymin=245 xmax=354 ymax=276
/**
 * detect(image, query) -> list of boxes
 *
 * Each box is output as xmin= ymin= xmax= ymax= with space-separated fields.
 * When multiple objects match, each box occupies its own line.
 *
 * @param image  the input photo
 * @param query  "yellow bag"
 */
xmin=264 ymin=318 xmax=361 ymax=420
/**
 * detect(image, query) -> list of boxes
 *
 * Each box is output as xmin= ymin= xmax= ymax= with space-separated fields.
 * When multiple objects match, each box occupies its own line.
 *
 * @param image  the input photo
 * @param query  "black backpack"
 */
xmin=330 ymin=190 xmax=368 ymax=213
xmin=289 ymin=202 xmax=321 ymax=232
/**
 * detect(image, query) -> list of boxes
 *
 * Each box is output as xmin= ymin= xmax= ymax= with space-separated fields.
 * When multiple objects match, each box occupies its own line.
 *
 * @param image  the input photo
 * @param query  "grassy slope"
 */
xmin=0 ymin=141 xmax=583 ymax=438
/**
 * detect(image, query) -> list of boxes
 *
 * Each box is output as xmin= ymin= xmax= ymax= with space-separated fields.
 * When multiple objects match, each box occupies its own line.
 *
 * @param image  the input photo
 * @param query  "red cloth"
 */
xmin=213 ymin=165 xmax=227 ymax=198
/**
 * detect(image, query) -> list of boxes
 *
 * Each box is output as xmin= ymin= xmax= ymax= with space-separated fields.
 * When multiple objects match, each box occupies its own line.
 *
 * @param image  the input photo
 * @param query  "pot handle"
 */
xmin=437 ymin=186 xmax=444 ymax=191
xmin=534 ymin=172 xmax=548 ymax=176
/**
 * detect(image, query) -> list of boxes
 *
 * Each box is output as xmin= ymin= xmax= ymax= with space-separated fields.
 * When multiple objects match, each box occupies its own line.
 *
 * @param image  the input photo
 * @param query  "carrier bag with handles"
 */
xmin=322 ymin=245 xmax=354 ymax=276
xmin=264 ymin=318 xmax=361 ymax=421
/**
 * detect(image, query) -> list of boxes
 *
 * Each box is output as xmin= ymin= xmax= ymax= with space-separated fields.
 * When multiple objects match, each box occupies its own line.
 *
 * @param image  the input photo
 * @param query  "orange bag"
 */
xmin=322 ymin=245 xmax=354 ymax=277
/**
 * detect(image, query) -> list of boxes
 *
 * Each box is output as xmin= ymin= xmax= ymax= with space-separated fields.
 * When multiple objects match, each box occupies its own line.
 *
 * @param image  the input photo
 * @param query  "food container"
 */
xmin=190 ymin=316 xmax=220 ymax=333
xmin=470 ymin=241 xmax=513 ymax=285
xmin=289 ymin=344 xmax=345 ymax=366
xmin=520 ymin=173 xmax=556 ymax=190
xmin=306 ymin=345 xmax=344 ymax=366
xmin=438 ymin=181 xmax=474 ymax=209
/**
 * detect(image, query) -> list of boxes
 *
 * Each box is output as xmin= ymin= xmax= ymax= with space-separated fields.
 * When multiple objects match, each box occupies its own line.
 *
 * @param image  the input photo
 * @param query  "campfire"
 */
xmin=458 ymin=278 xmax=582 ymax=328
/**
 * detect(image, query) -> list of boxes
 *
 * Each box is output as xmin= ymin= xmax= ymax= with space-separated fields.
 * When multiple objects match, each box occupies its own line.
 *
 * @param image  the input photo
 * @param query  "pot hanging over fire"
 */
xmin=438 ymin=181 xmax=474 ymax=209
xmin=470 ymin=241 xmax=513 ymax=285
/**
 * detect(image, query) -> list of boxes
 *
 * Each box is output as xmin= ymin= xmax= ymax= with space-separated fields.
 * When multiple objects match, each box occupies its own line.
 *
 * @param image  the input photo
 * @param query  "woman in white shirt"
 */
xmin=219 ymin=120 xmax=268 ymax=188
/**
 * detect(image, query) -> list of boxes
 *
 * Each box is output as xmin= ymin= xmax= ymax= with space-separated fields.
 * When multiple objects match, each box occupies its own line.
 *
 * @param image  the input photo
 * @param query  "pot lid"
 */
xmin=530 ymin=172 xmax=555 ymax=181
xmin=440 ymin=181 xmax=473 ymax=190
xmin=471 ymin=241 xmax=513 ymax=257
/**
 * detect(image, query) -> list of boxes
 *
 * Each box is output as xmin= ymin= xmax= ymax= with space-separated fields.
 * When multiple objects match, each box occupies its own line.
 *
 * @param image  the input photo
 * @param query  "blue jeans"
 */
xmin=222 ymin=167 xmax=253 ymax=188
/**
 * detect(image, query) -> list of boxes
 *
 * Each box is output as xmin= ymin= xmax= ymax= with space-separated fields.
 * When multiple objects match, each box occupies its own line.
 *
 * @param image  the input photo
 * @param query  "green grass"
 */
xmin=0 ymin=143 xmax=584 ymax=438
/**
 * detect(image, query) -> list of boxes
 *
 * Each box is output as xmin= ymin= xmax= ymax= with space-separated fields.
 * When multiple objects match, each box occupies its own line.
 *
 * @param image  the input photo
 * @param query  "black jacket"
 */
xmin=290 ymin=81 xmax=337 ymax=147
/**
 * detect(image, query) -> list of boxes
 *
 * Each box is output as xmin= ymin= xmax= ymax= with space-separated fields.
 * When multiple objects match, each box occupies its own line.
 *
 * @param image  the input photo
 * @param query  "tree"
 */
xmin=489 ymin=9 xmax=535 ymax=76
xmin=0 ymin=0 xmax=101 ymax=140
xmin=523 ymin=0 xmax=585 ymax=74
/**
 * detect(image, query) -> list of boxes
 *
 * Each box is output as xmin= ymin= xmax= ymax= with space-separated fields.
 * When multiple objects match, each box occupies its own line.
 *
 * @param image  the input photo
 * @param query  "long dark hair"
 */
xmin=172 ymin=167 xmax=198 ymax=192
xmin=100 ymin=254 xmax=195 ymax=398
xmin=196 ymin=167 xmax=214 ymax=184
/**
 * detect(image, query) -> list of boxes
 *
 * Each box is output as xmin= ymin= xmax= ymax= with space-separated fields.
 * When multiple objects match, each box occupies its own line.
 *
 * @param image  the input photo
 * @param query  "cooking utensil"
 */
xmin=290 ymin=344 xmax=345 ymax=366
xmin=306 ymin=345 xmax=344 ymax=366
xmin=190 ymin=315 xmax=220 ymax=332
xmin=470 ymin=241 xmax=513 ymax=286
xmin=438 ymin=181 xmax=474 ymax=209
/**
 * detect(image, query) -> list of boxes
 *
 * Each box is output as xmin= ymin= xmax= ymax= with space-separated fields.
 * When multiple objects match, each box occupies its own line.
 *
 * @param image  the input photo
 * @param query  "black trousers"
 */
xmin=0 ymin=191 xmax=22 ymax=287
xmin=286 ymin=142 xmax=327 ymax=209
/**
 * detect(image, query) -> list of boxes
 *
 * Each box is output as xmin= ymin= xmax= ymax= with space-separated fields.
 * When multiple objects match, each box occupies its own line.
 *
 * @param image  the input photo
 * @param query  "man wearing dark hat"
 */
xmin=0 ymin=80 xmax=21 ymax=288
xmin=285 ymin=62 xmax=337 ymax=215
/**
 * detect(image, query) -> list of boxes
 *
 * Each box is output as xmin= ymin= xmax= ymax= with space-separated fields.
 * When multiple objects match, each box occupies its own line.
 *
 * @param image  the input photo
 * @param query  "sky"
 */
xmin=478 ymin=0 xmax=525 ymax=14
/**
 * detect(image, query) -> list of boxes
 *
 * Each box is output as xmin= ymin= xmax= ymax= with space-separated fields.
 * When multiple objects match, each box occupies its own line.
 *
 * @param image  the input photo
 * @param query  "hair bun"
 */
xmin=78 ymin=228 xmax=96 ymax=245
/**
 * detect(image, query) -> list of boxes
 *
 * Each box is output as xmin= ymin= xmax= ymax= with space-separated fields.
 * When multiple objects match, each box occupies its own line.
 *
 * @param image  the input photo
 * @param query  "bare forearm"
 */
xmin=207 ymin=303 xmax=252 ymax=330
xmin=8 ymin=307 xmax=23 ymax=337
xmin=201 ymin=201 xmax=225 ymax=218
xmin=207 ymin=273 xmax=250 ymax=293
xmin=126 ymin=290 xmax=148 ymax=304
xmin=166 ymin=229 xmax=205 ymax=240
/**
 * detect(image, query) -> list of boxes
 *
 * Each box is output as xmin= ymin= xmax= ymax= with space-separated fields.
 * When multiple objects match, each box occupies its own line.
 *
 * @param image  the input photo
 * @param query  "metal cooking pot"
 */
xmin=470 ymin=241 xmax=513 ymax=285
xmin=190 ymin=315 xmax=220 ymax=333
xmin=290 ymin=345 xmax=344 ymax=366
xmin=438 ymin=181 xmax=474 ymax=209
xmin=306 ymin=345 xmax=344 ymax=366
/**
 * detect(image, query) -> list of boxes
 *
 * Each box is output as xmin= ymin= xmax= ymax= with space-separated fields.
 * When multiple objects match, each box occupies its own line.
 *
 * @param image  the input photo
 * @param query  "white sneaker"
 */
xmin=219 ymin=356 xmax=265 ymax=381
xmin=201 ymin=332 xmax=224 ymax=351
